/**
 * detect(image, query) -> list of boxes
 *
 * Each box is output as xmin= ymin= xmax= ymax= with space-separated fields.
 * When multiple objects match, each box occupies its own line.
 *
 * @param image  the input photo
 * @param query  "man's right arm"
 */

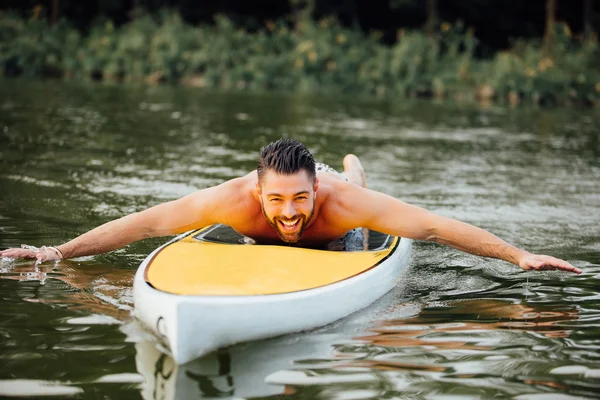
xmin=0 ymin=181 xmax=237 ymax=261
xmin=56 ymin=190 xmax=217 ymax=259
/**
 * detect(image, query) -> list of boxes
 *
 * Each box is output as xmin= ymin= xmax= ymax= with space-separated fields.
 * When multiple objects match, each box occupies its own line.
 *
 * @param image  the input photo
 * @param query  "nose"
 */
xmin=281 ymin=201 xmax=296 ymax=219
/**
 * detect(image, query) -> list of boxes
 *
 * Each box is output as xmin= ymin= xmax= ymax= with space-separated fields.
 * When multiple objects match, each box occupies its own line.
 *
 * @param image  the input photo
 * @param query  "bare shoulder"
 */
xmin=188 ymin=171 xmax=256 ymax=207
xmin=317 ymin=174 xmax=374 ymax=228
xmin=165 ymin=172 xmax=256 ymax=227
xmin=216 ymin=171 xmax=256 ymax=195
xmin=143 ymin=172 xmax=259 ymax=234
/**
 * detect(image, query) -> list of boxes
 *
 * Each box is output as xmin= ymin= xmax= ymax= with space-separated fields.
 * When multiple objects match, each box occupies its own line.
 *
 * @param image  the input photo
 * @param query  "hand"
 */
xmin=0 ymin=245 xmax=63 ymax=262
xmin=519 ymin=253 xmax=582 ymax=274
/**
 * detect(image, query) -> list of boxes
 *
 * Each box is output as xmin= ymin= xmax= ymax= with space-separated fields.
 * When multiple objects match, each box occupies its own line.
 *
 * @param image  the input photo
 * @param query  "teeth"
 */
xmin=281 ymin=219 xmax=298 ymax=227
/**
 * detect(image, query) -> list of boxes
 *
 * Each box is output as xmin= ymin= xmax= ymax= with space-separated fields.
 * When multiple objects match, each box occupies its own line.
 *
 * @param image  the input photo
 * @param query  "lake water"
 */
xmin=0 ymin=79 xmax=599 ymax=399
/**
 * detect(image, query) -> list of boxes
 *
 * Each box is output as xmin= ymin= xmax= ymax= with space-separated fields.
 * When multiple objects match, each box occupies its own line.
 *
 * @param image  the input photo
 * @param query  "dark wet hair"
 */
xmin=257 ymin=138 xmax=316 ymax=183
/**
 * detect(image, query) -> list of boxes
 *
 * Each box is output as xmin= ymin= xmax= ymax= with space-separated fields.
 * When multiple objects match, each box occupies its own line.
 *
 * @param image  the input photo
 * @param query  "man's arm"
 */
xmin=0 ymin=180 xmax=241 ymax=261
xmin=346 ymin=187 xmax=582 ymax=274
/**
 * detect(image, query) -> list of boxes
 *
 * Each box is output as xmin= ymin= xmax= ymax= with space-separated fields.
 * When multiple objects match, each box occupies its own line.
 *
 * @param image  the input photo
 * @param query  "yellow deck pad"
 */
xmin=146 ymin=233 xmax=398 ymax=296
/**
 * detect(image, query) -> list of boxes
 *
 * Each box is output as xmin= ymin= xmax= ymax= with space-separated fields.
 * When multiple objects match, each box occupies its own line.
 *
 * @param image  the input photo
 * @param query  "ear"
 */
xmin=313 ymin=177 xmax=319 ymax=196
xmin=255 ymin=181 xmax=262 ymax=196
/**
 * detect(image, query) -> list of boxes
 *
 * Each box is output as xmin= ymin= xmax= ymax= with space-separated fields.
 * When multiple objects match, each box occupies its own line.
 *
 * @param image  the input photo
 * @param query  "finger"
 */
xmin=0 ymin=249 xmax=36 ymax=259
xmin=0 ymin=249 xmax=21 ymax=258
xmin=553 ymin=263 xmax=582 ymax=274
xmin=0 ymin=248 xmax=19 ymax=255
xmin=540 ymin=264 xmax=583 ymax=274
xmin=535 ymin=256 xmax=582 ymax=274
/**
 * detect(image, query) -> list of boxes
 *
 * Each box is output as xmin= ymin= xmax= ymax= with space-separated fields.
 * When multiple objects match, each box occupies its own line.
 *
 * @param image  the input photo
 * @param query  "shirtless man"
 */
xmin=0 ymin=138 xmax=582 ymax=274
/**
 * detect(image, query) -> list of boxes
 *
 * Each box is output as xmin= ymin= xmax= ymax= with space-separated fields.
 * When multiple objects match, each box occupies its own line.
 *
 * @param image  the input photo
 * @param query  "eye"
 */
xmin=295 ymin=196 xmax=308 ymax=201
xmin=269 ymin=198 xmax=282 ymax=203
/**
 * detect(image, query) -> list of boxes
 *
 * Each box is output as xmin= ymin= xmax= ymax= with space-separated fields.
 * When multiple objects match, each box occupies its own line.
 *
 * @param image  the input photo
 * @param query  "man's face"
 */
xmin=257 ymin=169 xmax=318 ymax=243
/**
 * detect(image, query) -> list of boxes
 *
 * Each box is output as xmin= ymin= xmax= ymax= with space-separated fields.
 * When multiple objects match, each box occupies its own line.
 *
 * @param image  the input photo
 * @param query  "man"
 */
xmin=0 ymin=138 xmax=582 ymax=274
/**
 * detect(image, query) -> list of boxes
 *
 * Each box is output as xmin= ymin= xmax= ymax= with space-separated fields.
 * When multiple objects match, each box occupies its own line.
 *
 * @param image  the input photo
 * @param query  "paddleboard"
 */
xmin=133 ymin=224 xmax=412 ymax=364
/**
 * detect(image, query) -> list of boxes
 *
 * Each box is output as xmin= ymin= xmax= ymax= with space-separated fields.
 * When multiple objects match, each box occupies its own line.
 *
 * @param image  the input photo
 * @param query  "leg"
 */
xmin=342 ymin=154 xmax=369 ymax=250
xmin=342 ymin=154 xmax=366 ymax=188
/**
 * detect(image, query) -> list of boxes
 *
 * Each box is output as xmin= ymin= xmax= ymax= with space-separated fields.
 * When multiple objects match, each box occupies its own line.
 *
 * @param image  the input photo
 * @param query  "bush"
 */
xmin=474 ymin=23 xmax=600 ymax=106
xmin=0 ymin=12 xmax=73 ymax=77
xmin=0 ymin=12 xmax=598 ymax=107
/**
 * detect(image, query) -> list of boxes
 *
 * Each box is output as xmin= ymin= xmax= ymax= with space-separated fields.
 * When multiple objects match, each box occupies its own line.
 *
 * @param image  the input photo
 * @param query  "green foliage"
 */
xmin=0 ymin=12 xmax=598 ymax=107
xmin=473 ymin=23 xmax=600 ymax=106
xmin=0 ymin=12 xmax=74 ymax=77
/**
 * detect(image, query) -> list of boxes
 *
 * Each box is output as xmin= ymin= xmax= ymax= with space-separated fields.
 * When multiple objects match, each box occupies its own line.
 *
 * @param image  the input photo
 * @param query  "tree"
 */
xmin=290 ymin=0 xmax=315 ymax=32
xmin=543 ymin=0 xmax=557 ymax=54
xmin=424 ymin=0 xmax=438 ymax=36
xmin=390 ymin=0 xmax=439 ymax=36
xmin=51 ymin=0 xmax=59 ymax=24
xmin=583 ymin=0 xmax=594 ymax=40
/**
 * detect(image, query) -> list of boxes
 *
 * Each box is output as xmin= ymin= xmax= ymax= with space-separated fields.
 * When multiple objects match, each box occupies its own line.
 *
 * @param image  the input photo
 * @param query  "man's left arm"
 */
xmin=420 ymin=215 xmax=581 ymax=274
xmin=353 ymin=189 xmax=582 ymax=274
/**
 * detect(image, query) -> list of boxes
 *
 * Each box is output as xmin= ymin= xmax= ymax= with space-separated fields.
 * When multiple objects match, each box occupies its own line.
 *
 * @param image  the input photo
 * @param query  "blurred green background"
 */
xmin=1 ymin=0 xmax=599 ymax=106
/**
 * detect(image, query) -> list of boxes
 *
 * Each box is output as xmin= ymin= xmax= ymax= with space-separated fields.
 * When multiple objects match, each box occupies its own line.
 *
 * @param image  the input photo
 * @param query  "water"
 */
xmin=0 ymin=79 xmax=599 ymax=399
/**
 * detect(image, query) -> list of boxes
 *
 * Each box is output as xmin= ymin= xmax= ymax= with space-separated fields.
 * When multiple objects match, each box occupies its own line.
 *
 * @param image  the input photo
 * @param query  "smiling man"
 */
xmin=0 ymin=138 xmax=582 ymax=274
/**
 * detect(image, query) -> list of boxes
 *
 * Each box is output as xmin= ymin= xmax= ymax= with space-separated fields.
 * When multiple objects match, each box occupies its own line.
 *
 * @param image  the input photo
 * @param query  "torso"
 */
xmin=217 ymin=171 xmax=357 ymax=248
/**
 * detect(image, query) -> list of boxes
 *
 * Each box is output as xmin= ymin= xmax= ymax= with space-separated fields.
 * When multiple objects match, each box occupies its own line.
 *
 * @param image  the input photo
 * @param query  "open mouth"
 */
xmin=277 ymin=218 xmax=301 ymax=232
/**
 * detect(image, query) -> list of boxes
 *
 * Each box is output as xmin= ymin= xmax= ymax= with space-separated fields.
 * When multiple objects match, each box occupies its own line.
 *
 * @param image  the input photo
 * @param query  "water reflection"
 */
xmin=362 ymin=299 xmax=580 ymax=343
xmin=130 ymin=298 xmax=591 ymax=400
xmin=136 ymin=334 xmax=335 ymax=399
xmin=258 ymin=298 xmax=597 ymax=399
xmin=316 ymin=300 xmax=589 ymax=398
xmin=0 ymin=258 xmax=134 ymax=321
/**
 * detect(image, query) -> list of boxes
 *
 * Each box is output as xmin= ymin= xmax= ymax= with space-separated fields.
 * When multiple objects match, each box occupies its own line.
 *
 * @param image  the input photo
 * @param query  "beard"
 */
xmin=260 ymin=202 xmax=315 ymax=243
